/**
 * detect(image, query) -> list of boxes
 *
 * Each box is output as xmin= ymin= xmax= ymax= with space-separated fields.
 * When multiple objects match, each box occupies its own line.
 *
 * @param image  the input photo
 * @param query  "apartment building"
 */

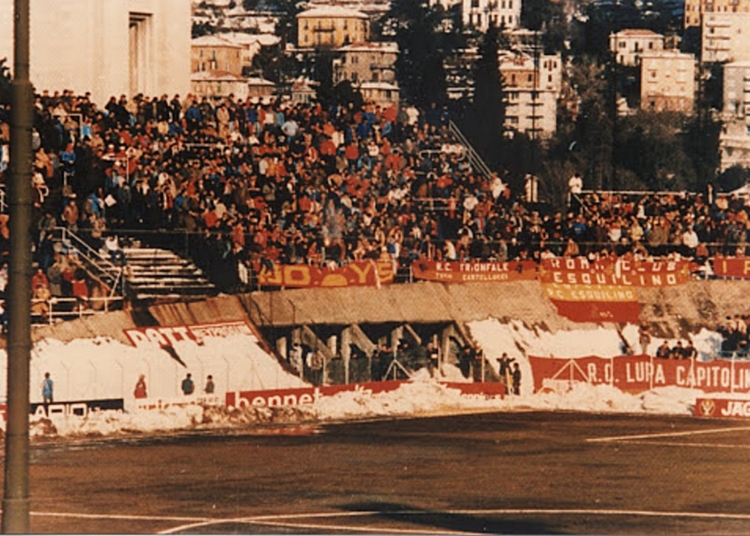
xmin=332 ymin=42 xmax=397 ymax=85
xmin=685 ymin=0 xmax=750 ymax=28
xmin=462 ymin=0 xmax=521 ymax=32
xmin=297 ymin=6 xmax=370 ymax=48
xmin=191 ymin=35 xmax=244 ymax=76
xmin=499 ymin=52 xmax=562 ymax=138
xmin=609 ymin=29 xmax=665 ymax=67
xmin=701 ymin=12 xmax=750 ymax=63
xmin=640 ymin=51 xmax=696 ymax=113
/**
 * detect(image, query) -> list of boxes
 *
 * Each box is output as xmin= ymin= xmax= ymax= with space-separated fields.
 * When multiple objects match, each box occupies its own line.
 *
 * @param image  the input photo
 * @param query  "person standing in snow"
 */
xmin=204 ymin=375 xmax=215 ymax=394
xmin=498 ymin=353 xmax=515 ymax=387
xmin=42 ymin=372 xmax=54 ymax=415
xmin=134 ymin=374 xmax=147 ymax=399
xmin=512 ymin=363 xmax=521 ymax=395
xmin=181 ymin=373 xmax=194 ymax=396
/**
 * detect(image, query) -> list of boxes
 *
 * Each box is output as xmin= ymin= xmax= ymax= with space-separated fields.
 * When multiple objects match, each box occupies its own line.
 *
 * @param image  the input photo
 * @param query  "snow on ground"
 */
xmin=0 ymin=319 xmax=741 ymax=441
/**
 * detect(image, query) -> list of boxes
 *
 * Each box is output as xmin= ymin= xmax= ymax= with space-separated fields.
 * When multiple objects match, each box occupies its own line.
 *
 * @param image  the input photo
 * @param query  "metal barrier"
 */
xmin=29 ymin=296 xmax=126 ymax=326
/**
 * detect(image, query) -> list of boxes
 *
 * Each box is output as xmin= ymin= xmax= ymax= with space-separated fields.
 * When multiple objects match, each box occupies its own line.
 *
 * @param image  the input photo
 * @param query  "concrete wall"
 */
xmin=11 ymin=279 xmax=750 ymax=348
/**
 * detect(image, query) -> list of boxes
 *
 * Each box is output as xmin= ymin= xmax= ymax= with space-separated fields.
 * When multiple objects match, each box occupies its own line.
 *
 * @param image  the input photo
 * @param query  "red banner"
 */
xmin=711 ymin=258 xmax=750 ymax=278
xmin=257 ymin=260 xmax=391 ymax=288
xmin=542 ymin=283 xmax=640 ymax=323
xmin=411 ymin=260 xmax=537 ymax=283
xmin=529 ymin=355 xmax=750 ymax=394
xmin=694 ymin=398 xmax=750 ymax=419
xmin=225 ymin=381 xmax=506 ymax=408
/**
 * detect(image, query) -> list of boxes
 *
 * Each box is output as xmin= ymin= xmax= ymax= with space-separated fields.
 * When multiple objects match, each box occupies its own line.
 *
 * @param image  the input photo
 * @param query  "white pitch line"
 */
xmin=612 ymin=440 xmax=750 ymax=449
xmin=586 ymin=425 xmax=750 ymax=443
xmin=32 ymin=511 xmax=214 ymax=523
xmin=159 ymin=507 xmax=750 ymax=534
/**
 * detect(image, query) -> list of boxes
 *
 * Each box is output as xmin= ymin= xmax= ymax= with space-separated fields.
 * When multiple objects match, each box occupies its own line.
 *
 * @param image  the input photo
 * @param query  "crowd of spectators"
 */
xmin=1 ymin=89 xmax=750 ymax=300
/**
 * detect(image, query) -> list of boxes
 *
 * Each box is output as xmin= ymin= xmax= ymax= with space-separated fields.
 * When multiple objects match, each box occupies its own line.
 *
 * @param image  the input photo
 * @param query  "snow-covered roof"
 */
xmin=247 ymin=76 xmax=277 ymax=87
xmin=336 ymin=41 xmax=398 ymax=53
xmin=360 ymin=81 xmax=399 ymax=91
xmin=612 ymin=28 xmax=663 ymax=37
xmin=297 ymin=5 xmax=369 ymax=19
xmin=191 ymin=34 xmax=243 ymax=48
xmin=217 ymin=32 xmax=281 ymax=47
xmin=191 ymin=71 xmax=247 ymax=82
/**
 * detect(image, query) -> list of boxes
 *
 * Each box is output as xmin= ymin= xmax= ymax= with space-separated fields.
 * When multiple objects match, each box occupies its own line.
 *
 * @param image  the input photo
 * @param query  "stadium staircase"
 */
xmin=54 ymin=228 xmax=216 ymax=303
xmin=120 ymin=246 xmax=217 ymax=302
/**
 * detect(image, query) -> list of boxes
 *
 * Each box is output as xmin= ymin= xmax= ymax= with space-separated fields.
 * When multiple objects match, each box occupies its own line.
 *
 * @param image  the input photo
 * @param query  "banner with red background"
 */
xmin=257 ymin=259 xmax=392 ymax=288
xmin=539 ymin=258 xmax=690 ymax=323
xmin=411 ymin=260 xmax=537 ymax=283
xmin=711 ymin=258 xmax=750 ymax=279
xmin=529 ymin=355 xmax=750 ymax=394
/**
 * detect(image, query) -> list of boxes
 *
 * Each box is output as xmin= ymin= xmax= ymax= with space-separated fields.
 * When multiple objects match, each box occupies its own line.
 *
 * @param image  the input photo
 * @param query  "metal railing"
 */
xmin=448 ymin=119 xmax=494 ymax=181
xmin=55 ymin=227 xmax=126 ymax=298
xmin=23 ymin=295 xmax=125 ymax=326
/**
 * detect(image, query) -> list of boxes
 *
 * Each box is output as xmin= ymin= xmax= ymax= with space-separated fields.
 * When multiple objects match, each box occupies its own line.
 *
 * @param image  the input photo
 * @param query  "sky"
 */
xmin=0 ymin=318 xmax=734 ymax=442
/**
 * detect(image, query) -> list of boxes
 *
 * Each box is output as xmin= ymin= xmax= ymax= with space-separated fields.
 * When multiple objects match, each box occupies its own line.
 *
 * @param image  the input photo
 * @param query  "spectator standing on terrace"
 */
xmin=656 ymin=341 xmax=671 ymax=359
xmin=181 ymin=373 xmax=194 ymax=396
xmin=638 ymin=323 xmax=651 ymax=355
xmin=134 ymin=374 xmax=147 ymax=399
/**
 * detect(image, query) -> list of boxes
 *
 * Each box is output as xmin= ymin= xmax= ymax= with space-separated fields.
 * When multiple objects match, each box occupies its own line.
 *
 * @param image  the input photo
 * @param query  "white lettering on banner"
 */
xmin=125 ymin=321 xmax=253 ymax=348
xmin=435 ymin=262 xmax=453 ymax=272
xmin=234 ymin=385 xmax=375 ymax=408
xmin=33 ymin=403 xmax=122 ymax=418
xmin=588 ymin=363 xmax=598 ymax=382
xmin=624 ymin=362 xmax=666 ymax=385
xmin=721 ymin=401 xmax=750 ymax=417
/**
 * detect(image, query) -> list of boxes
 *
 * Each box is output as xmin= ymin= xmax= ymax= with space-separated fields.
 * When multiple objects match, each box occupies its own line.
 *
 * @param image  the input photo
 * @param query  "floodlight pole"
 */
xmin=3 ymin=0 xmax=33 ymax=532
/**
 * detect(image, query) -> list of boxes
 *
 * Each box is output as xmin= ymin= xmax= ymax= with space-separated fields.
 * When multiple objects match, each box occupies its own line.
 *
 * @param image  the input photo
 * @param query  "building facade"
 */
xmin=609 ymin=29 xmax=665 ymax=67
xmin=191 ymin=35 xmax=244 ymax=75
xmin=701 ymin=13 xmax=750 ymax=63
xmin=297 ymin=6 xmax=370 ymax=48
xmin=499 ymin=52 xmax=561 ymax=138
xmin=639 ymin=51 xmax=696 ymax=113
xmin=720 ymin=61 xmax=750 ymax=170
xmin=332 ymin=42 xmax=397 ymax=85
xmin=0 ymin=0 xmax=191 ymax=105
xmin=685 ymin=0 xmax=750 ymax=28
xmin=462 ymin=0 xmax=521 ymax=32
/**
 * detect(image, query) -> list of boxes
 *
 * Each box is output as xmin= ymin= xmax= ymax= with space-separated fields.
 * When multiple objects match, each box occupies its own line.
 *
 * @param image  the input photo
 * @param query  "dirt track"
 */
xmin=10 ymin=411 xmax=750 ymax=534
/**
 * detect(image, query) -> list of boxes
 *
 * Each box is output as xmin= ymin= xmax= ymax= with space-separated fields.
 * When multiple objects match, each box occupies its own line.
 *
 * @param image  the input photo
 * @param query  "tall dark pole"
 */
xmin=3 ymin=0 xmax=33 ymax=532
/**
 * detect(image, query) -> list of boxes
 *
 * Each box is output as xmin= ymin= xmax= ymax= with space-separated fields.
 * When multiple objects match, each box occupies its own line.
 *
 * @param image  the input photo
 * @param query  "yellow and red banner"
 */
xmin=257 ymin=259 xmax=392 ymax=288
xmin=711 ymin=257 xmax=750 ymax=278
xmin=411 ymin=260 xmax=537 ymax=283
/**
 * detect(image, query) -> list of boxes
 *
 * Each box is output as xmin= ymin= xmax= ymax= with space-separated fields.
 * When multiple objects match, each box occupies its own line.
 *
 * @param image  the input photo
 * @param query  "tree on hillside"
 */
xmin=466 ymin=24 xmax=507 ymax=168
xmin=390 ymin=0 xmax=448 ymax=107
xmin=569 ymin=56 xmax=615 ymax=190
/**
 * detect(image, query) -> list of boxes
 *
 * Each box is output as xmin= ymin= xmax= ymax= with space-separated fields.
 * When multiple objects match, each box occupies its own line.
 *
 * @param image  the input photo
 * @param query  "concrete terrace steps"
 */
xmin=121 ymin=246 xmax=217 ymax=301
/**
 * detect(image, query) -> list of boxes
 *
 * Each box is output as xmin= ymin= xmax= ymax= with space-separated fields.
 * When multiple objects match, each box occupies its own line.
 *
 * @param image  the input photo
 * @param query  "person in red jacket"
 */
xmin=134 ymin=375 xmax=147 ymax=399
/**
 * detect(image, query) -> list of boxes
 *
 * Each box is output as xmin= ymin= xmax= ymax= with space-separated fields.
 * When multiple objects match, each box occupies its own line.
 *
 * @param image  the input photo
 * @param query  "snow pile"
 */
xmin=0 ymin=318 xmax=739 ymax=441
